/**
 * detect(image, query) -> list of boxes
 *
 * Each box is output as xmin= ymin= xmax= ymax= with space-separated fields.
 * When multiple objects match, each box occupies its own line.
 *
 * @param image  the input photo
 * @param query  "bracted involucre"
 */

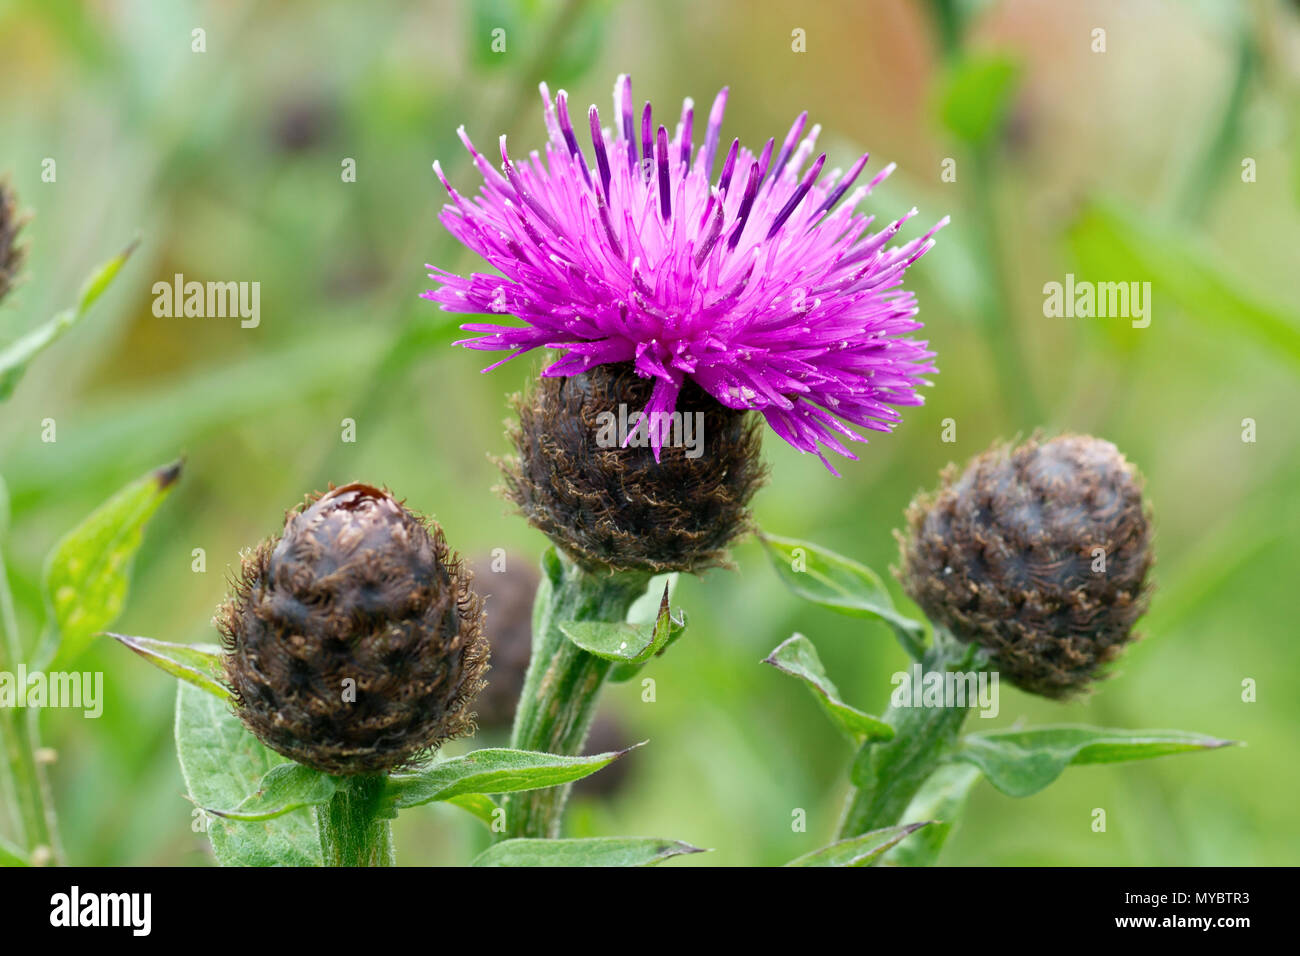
xmin=218 ymin=483 xmax=489 ymax=774
xmin=426 ymin=75 xmax=945 ymax=472
xmin=897 ymin=435 xmax=1153 ymax=698
xmin=501 ymin=362 xmax=766 ymax=573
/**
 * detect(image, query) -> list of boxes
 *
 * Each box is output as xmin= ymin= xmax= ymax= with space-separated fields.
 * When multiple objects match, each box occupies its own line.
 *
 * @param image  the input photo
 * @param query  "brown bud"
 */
xmin=897 ymin=434 xmax=1153 ymax=698
xmin=218 ymin=483 xmax=488 ymax=774
xmin=499 ymin=362 xmax=767 ymax=574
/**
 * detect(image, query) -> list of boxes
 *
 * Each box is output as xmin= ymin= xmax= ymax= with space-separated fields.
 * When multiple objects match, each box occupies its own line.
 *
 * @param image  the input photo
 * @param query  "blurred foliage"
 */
xmin=1 ymin=0 xmax=1297 ymax=866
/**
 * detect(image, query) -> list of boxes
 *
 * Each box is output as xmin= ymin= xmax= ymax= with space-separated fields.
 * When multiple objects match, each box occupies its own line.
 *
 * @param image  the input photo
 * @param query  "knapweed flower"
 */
xmin=425 ymin=75 xmax=945 ymax=472
xmin=0 ymin=178 xmax=27 ymax=306
xmin=897 ymin=435 xmax=1153 ymax=699
xmin=218 ymin=483 xmax=489 ymax=775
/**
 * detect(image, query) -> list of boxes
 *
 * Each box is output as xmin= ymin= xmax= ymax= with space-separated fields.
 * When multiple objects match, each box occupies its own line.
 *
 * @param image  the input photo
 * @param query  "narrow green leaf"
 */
xmin=560 ymin=583 xmax=685 ymax=667
xmin=472 ymin=837 xmax=705 ymax=867
xmin=108 ymin=633 xmax=230 ymax=701
xmin=384 ymin=744 xmax=642 ymax=811
xmin=38 ymin=460 xmax=181 ymax=670
xmin=937 ymin=53 xmax=1021 ymax=145
xmin=954 ymin=726 xmax=1235 ymax=798
xmin=0 ymin=473 xmax=9 ymax=539
xmin=0 ymin=239 xmax=138 ymax=401
xmin=1067 ymin=199 xmax=1300 ymax=365
xmin=205 ymin=763 xmax=339 ymax=822
xmin=884 ymin=763 xmax=982 ymax=867
xmin=763 ymin=633 xmax=893 ymax=742
xmin=0 ymin=833 xmax=29 ymax=866
xmin=786 ymin=823 xmax=930 ymax=867
xmin=444 ymin=792 xmax=499 ymax=828
xmin=759 ymin=532 xmax=925 ymax=657
xmin=175 ymin=681 xmax=323 ymax=866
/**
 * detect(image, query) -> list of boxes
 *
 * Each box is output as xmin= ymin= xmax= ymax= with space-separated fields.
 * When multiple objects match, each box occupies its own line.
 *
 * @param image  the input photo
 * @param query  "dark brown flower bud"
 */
xmin=897 ymin=434 xmax=1153 ymax=699
xmin=218 ymin=483 xmax=488 ymax=775
xmin=1 ymin=178 xmax=28 ymax=306
xmin=466 ymin=551 xmax=539 ymax=731
xmin=500 ymin=362 xmax=767 ymax=574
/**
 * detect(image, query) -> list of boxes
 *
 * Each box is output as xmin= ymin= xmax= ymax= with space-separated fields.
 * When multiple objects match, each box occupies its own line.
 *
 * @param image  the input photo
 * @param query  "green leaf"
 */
xmin=1067 ymin=199 xmax=1300 ymax=366
xmin=384 ymin=745 xmax=641 ymax=811
xmin=472 ymin=837 xmax=705 ymax=867
xmin=559 ymin=583 xmax=685 ymax=667
xmin=443 ymin=792 xmax=499 ymax=828
xmin=175 ymin=681 xmax=323 ymax=866
xmin=884 ymin=762 xmax=982 ymax=867
xmin=937 ymin=53 xmax=1021 ymax=145
xmin=0 ymin=239 xmax=137 ymax=401
xmin=108 ymin=633 xmax=231 ymax=701
xmin=759 ymin=532 xmax=925 ymax=658
xmin=954 ymin=725 xmax=1235 ymax=798
xmin=38 ymin=460 xmax=181 ymax=670
xmin=786 ymin=823 xmax=930 ymax=867
xmin=763 ymin=633 xmax=893 ymax=742
xmin=0 ymin=833 xmax=29 ymax=866
xmin=204 ymin=763 xmax=339 ymax=822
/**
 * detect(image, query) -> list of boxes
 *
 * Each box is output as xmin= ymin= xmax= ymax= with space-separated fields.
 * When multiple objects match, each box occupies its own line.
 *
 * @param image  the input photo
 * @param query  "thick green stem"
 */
xmin=0 ymin=544 xmax=61 ymax=863
xmin=318 ymin=774 xmax=394 ymax=867
xmin=838 ymin=638 xmax=978 ymax=840
xmin=501 ymin=551 xmax=651 ymax=840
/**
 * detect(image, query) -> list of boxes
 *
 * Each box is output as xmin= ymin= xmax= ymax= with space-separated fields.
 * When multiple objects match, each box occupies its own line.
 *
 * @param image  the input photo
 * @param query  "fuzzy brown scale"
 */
xmin=897 ymin=434 xmax=1153 ymax=698
xmin=217 ymin=483 xmax=489 ymax=775
xmin=500 ymin=362 xmax=768 ymax=574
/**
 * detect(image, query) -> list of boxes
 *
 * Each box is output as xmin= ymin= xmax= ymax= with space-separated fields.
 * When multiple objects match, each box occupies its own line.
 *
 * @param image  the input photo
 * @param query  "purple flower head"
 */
xmin=425 ymin=75 xmax=946 ymax=473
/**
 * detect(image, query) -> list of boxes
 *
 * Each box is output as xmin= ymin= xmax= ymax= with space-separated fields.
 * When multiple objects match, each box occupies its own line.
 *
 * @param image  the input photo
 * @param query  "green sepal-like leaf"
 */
xmin=953 ymin=725 xmax=1235 ymax=798
xmin=763 ymin=633 xmax=893 ymax=742
xmin=759 ymin=532 xmax=925 ymax=658
xmin=175 ymin=681 xmax=323 ymax=866
xmin=884 ymin=763 xmax=982 ymax=867
xmin=383 ymin=744 xmax=642 ymax=812
xmin=0 ymin=239 xmax=138 ymax=401
xmin=108 ymin=633 xmax=230 ymax=701
xmin=472 ymin=837 xmax=705 ymax=867
xmin=37 ymin=460 xmax=181 ymax=670
xmin=204 ymin=764 xmax=340 ymax=822
xmin=786 ymin=822 xmax=931 ymax=867
xmin=560 ymin=583 xmax=685 ymax=670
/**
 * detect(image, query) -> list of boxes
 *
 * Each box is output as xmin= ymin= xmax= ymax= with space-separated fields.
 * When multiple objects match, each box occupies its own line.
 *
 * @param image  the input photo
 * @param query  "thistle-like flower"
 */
xmin=218 ymin=483 xmax=489 ymax=775
xmin=897 ymin=435 xmax=1153 ymax=698
xmin=426 ymin=75 xmax=945 ymax=472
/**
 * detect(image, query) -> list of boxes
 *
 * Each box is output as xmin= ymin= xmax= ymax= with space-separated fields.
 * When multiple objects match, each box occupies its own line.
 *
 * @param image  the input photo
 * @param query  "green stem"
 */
xmin=0 ymin=543 xmax=61 ymax=863
xmin=969 ymin=146 xmax=1042 ymax=425
xmin=317 ymin=774 xmax=394 ymax=867
xmin=501 ymin=551 xmax=651 ymax=840
xmin=837 ymin=637 xmax=978 ymax=840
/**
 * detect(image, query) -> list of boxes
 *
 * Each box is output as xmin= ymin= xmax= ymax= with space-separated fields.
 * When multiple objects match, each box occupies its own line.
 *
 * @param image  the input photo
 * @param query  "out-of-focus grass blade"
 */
xmin=1068 ymin=199 xmax=1300 ymax=366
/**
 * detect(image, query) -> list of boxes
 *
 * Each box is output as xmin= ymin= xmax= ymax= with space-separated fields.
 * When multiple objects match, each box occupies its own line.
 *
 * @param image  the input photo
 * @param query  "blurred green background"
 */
xmin=2 ymin=0 xmax=1298 ymax=865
